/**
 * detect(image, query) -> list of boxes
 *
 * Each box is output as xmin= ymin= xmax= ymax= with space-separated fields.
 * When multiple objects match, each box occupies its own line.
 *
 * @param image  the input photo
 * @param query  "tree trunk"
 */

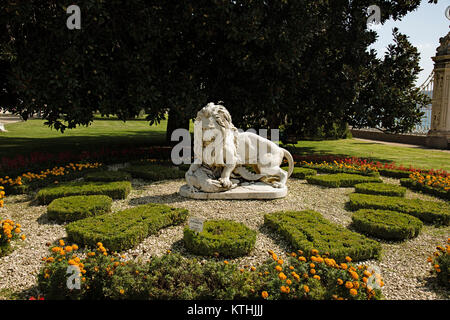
xmin=165 ymin=107 xmax=190 ymax=145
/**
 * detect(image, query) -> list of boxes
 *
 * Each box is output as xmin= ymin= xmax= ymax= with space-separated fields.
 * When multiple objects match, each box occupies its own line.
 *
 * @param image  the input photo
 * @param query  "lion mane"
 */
xmin=194 ymin=102 xmax=238 ymax=166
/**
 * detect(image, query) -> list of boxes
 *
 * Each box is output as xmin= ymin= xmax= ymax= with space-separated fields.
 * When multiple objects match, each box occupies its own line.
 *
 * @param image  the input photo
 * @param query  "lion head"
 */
xmin=193 ymin=102 xmax=238 ymax=166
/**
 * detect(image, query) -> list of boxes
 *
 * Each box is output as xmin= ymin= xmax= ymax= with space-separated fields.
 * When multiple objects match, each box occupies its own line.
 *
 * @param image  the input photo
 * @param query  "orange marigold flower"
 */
xmin=303 ymin=285 xmax=310 ymax=293
xmin=349 ymin=289 xmax=357 ymax=296
xmin=261 ymin=291 xmax=269 ymax=299
xmin=313 ymin=275 xmax=320 ymax=280
xmin=337 ymin=278 xmax=343 ymax=285
xmin=345 ymin=256 xmax=352 ymax=263
xmin=278 ymin=272 xmax=287 ymax=281
xmin=275 ymin=265 xmax=282 ymax=272
xmin=345 ymin=281 xmax=353 ymax=289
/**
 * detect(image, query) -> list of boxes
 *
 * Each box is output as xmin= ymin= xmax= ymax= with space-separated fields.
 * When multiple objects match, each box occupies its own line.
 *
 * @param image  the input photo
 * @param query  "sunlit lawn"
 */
xmin=289 ymin=139 xmax=450 ymax=171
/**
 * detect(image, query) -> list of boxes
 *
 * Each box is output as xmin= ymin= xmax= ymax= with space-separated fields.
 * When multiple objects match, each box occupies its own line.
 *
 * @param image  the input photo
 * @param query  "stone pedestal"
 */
xmin=179 ymin=182 xmax=287 ymax=200
xmin=427 ymin=32 xmax=450 ymax=149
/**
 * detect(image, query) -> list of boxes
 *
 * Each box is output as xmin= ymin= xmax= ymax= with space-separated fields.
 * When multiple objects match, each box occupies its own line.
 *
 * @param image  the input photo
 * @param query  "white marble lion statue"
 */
xmin=186 ymin=102 xmax=294 ymax=192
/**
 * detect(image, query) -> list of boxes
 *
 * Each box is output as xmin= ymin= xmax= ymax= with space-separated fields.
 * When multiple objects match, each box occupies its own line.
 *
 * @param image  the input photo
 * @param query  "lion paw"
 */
xmin=272 ymin=182 xmax=284 ymax=188
xmin=219 ymin=178 xmax=233 ymax=188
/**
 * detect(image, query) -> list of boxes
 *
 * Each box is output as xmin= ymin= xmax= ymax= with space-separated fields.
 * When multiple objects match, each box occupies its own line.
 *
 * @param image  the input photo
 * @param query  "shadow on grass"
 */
xmin=0 ymin=129 xmax=167 ymax=158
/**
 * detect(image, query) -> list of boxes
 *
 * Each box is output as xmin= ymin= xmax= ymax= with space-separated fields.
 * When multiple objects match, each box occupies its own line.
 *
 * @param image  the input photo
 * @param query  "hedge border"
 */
xmin=347 ymin=193 xmax=450 ymax=226
xmin=36 ymin=181 xmax=131 ymax=205
xmin=306 ymin=173 xmax=382 ymax=188
xmin=47 ymin=195 xmax=113 ymax=223
xmin=66 ymin=203 xmax=189 ymax=252
xmin=264 ymin=210 xmax=381 ymax=262
xmin=351 ymin=209 xmax=423 ymax=241
xmin=183 ymin=220 xmax=257 ymax=258
xmin=354 ymin=182 xmax=406 ymax=197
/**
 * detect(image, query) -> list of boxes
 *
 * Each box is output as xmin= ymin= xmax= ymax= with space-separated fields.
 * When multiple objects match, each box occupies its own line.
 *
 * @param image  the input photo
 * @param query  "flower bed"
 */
xmin=37 ymin=242 xmax=383 ymax=300
xmin=351 ymin=209 xmax=422 ymax=241
xmin=427 ymin=239 xmax=450 ymax=289
xmin=0 ymin=186 xmax=4 ymax=208
xmin=298 ymin=161 xmax=379 ymax=177
xmin=400 ymin=172 xmax=450 ymax=201
xmin=354 ymin=183 xmax=406 ymax=197
xmin=0 ymin=219 xmax=25 ymax=257
xmin=65 ymin=203 xmax=189 ymax=252
xmin=264 ymin=210 xmax=381 ymax=262
xmin=306 ymin=173 xmax=382 ymax=188
xmin=184 ymin=220 xmax=257 ymax=258
xmin=347 ymin=193 xmax=450 ymax=226
xmin=0 ymin=162 xmax=103 ymax=195
xmin=47 ymin=195 xmax=113 ymax=223
xmin=36 ymin=181 xmax=132 ymax=205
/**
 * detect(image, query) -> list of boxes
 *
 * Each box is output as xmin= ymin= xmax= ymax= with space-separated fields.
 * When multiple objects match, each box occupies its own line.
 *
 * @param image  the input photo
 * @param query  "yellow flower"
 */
xmin=303 ymin=285 xmax=310 ymax=293
xmin=275 ymin=265 xmax=282 ymax=272
xmin=119 ymin=289 xmax=125 ymax=295
xmin=313 ymin=275 xmax=320 ymax=280
xmin=286 ymin=279 xmax=292 ymax=285
xmin=345 ymin=281 xmax=353 ymax=289
xmin=349 ymin=288 xmax=357 ymax=296
xmin=278 ymin=272 xmax=287 ymax=281
xmin=345 ymin=256 xmax=352 ymax=262
xmin=337 ymin=278 xmax=343 ymax=285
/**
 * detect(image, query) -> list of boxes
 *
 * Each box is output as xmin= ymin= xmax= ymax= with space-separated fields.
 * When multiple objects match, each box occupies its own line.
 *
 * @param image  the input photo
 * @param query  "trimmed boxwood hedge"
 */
xmin=47 ymin=195 xmax=113 ymax=223
xmin=264 ymin=210 xmax=381 ymax=262
xmin=400 ymin=178 xmax=450 ymax=201
xmin=281 ymin=167 xmax=317 ymax=179
xmin=36 ymin=181 xmax=132 ymax=205
xmin=299 ymin=164 xmax=380 ymax=177
xmin=354 ymin=183 xmax=406 ymax=197
xmin=306 ymin=173 xmax=382 ymax=188
xmin=84 ymin=170 xmax=131 ymax=182
xmin=66 ymin=203 xmax=189 ymax=252
xmin=121 ymin=164 xmax=185 ymax=181
xmin=348 ymin=193 xmax=450 ymax=226
xmin=184 ymin=220 xmax=256 ymax=258
xmin=377 ymin=169 xmax=412 ymax=179
xmin=351 ymin=209 xmax=423 ymax=241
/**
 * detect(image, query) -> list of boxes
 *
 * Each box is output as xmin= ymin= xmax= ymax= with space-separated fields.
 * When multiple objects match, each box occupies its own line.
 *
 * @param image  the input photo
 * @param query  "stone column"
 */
xmin=427 ymin=32 xmax=450 ymax=149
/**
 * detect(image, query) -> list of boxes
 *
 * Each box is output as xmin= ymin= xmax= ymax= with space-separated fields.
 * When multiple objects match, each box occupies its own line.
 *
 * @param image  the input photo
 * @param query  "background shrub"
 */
xmin=36 ymin=181 xmax=132 ymax=205
xmin=306 ymin=173 xmax=381 ymax=188
xmin=84 ymin=171 xmax=131 ymax=182
xmin=281 ymin=167 xmax=317 ymax=179
xmin=348 ymin=193 xmax=450 ymax=226
xmin=66 ymin=203 xmax=188 ymax=252
xmin=351 ymin=209 xmax=422 ymax=241
xmin=184 ymin=220 xmax=257 ymax=258
xmin=354 ymin=183 xmax=406 ymax=197
xmin=47 ymin=195 xmax=113 ymax=223
xmin=264 ymin=210 xmax=381 ymax=262
xmin=121 ymin=164 xmax=185 ymax=181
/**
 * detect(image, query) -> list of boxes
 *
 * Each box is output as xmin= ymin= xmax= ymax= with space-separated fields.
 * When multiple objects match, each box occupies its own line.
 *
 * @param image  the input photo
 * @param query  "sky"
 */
xmin=369 ymin=1 xmax=449 ymax=86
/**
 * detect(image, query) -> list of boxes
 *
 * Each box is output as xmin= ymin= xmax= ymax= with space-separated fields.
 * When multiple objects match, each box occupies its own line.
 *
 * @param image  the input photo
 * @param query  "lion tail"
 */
xmin=282 ymin=148 xmax=294 ymax=178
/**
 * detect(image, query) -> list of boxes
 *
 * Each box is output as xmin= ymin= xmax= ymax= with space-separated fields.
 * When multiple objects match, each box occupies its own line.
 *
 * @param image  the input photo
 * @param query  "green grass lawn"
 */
xmin=288 ymin=139 xmax=450 ymax=171
xmin=0 ymin=118 xmax=168 ymax=158
xmin=1 ymin=119 xmax=448 ymax=171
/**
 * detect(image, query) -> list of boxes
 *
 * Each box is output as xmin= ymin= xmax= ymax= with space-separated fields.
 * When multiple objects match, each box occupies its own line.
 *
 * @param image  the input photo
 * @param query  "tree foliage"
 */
xmin=0 ymin=1 xmax=436 ymax=135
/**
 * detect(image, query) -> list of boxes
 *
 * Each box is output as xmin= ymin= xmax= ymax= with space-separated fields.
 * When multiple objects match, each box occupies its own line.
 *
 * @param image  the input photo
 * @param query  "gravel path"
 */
xmin=0 ymin=176 xmax=448 ymax=300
